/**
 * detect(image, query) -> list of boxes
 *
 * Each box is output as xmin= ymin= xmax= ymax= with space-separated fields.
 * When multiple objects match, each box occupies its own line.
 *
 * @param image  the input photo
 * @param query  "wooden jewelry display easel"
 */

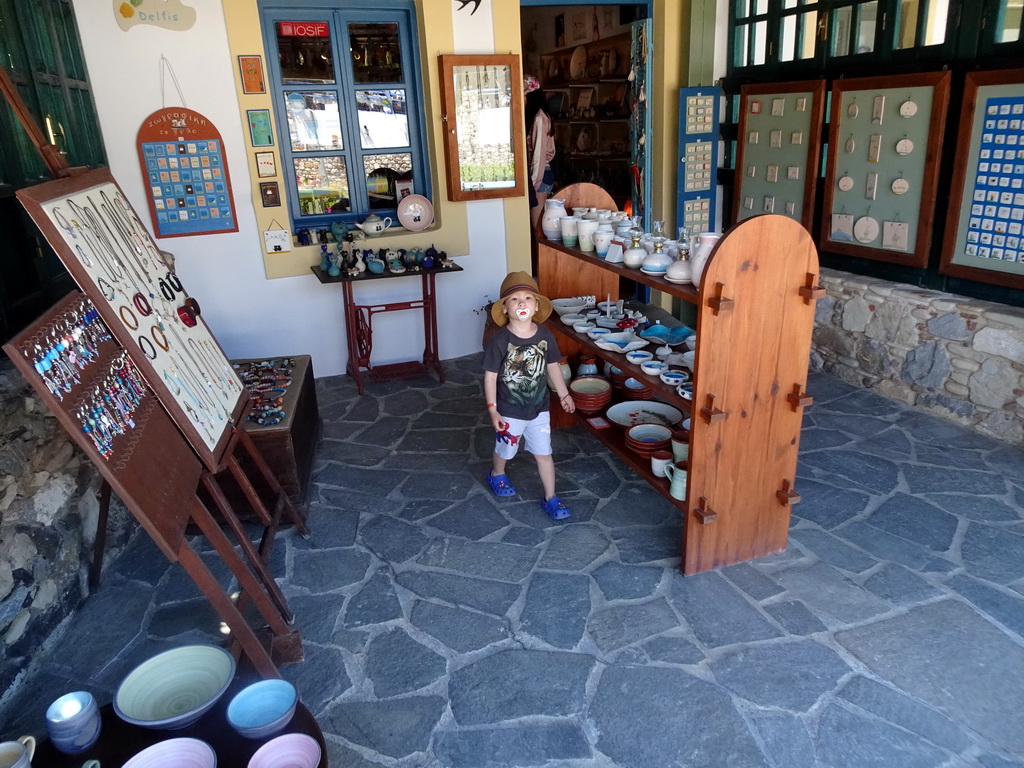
xmin=2 ymin=293 xmax=290 ymax=677
xmin=2 ymin=77 xmax=308 ymax=672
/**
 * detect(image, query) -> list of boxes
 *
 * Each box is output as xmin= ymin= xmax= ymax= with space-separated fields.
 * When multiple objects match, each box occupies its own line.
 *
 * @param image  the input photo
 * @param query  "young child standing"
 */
xmin=483 ymin=272 xmax=575 ymax=520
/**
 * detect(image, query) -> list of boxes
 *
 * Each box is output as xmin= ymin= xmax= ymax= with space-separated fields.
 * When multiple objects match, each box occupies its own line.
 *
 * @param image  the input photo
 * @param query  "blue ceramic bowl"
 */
xmin=227 ymin=679 xmax=298 ymax=740
xmin=639 ymin=324 xmax=695 ymax=346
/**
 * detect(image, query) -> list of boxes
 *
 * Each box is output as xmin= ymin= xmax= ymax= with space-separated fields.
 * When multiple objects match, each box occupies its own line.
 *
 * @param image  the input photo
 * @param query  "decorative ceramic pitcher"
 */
xmin=690 ymin=232 xmax=721 ymax=289
xmin=541 ymin=199 xmax=568 ymax=241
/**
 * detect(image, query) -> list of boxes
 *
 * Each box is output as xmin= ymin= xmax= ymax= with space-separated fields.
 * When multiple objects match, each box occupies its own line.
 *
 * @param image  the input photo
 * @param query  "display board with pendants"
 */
xmin=820 ymin=72 xmax=951 ymax=268
xmin=733 ymin=80 xmax=826 ymax=230
xmin=16 ymin=168 xmax=246 ymax=470
xmin=940 ymin=69 xmax=1024 ymax=290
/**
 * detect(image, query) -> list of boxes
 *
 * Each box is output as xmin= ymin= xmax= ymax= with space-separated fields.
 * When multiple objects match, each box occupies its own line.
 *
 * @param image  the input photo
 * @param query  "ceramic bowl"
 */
xmin=680 ymin=351 xmax=696 ymax=370
xmin=596 ymin=315 xmax=625 ymax=329
xmin=122 ymin=738 xmax=216 ymax=768
xmin=560 ymin=313 xmax=587 ymax=326
xmin=597 ymin=300 xmax=618 ymax=313
xmin=627 ymin=423 xmax=672 ymax=443
xmin=661 ymin=371 xmax=687 ymax=387
xmin=552 ymin=298 xmax=587 ymax=316
xmin=570 ymin=376 xmax=612 ymax=396
xmin=625 ymin=350 xmax=654 ymax=365
xmin=227 ymin=679 xmax=298 ymax=740
xmin=114 ymin=646 xmax=235 ymax=730
xmin=640 ymin=361 xmax=667 ymax=376
xmin=684 ymin=335 xmax=698 ymax=351
xmin=606 ymin=401 xmax=684 ymax=429
xmin=677 ymin=383 xmax=694 ymax=400
xmin=639 ymin=324 xmax=695 ymax=346
xmin=572 ymin=321 xmax=595 ymax=334
xmin=248 ymin=734 xmax=321 ymax=768
xmin=594 ymin=332 xmax=649 ymax=354
xmin=585 ymin=308 xmax=601 ymax=319
xmin=586 ymin=327 xmax=611 ymax=340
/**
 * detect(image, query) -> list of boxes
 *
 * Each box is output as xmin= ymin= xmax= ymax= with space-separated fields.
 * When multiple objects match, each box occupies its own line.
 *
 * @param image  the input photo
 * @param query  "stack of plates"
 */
xmin=622 ymin=377 xmax=654 ymax=400
xmin=624 ymin=423 xmax=672 ymax=456
xmin=569 ymin=377 xmax=612 ymax=414
xmin=605 ymin=401 xmax=685 ymax=429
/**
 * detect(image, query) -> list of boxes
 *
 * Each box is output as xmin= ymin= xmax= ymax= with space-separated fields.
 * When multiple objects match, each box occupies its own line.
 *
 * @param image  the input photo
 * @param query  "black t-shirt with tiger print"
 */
xmin=483 ymin=324 xmax=562 ymax=421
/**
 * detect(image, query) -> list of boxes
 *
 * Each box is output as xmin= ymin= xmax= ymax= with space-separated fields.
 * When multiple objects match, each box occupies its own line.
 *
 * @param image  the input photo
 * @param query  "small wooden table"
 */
xmin=311 ymin=262 xmax=463 ymax=394
xmin=33 ymin=679 xmax=328 ymax=767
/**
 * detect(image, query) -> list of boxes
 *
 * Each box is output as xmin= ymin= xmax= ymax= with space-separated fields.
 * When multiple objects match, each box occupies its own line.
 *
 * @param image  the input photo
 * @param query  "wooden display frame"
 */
xmin=820 ymin=71 xmax=950 ymax=267
xmin=437 ymin=54 xmax=527 ymax=202
xmin=939 ymin=69 xmax=1024 ymax=290
xmin=3 ymin=293 xmax=296 ymax=677
xmin=733 ymin=80 xmax=825 ymax=230
xmin=16 ymin=168 xmax=246 ymax=471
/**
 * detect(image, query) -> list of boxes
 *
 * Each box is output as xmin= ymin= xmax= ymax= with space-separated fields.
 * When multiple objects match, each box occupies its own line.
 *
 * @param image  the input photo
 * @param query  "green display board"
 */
xmin=820 ymin=72 xmax=950 ymax=268
xmin=941 ymin=69 xmax=1024 ymax=290
xmin=733 ymin=80 xmax=825 ymax=230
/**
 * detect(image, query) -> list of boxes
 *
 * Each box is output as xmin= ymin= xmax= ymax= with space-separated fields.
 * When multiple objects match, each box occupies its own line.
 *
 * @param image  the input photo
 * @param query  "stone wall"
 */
xmin=0 ymin=359 xmax=136 ymax=698
xmin=812 ymin=268 xmax=1024 ymax=446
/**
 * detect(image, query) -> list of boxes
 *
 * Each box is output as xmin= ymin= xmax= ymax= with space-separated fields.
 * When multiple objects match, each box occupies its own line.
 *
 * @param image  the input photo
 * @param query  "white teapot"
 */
xmin=353 ymin=213 xmax=392 ymax=237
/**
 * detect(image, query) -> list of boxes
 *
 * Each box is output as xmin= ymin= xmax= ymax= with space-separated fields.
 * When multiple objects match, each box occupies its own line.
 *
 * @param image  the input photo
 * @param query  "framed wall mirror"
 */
xmin=438 ymin=54 xmax=526 ymax=202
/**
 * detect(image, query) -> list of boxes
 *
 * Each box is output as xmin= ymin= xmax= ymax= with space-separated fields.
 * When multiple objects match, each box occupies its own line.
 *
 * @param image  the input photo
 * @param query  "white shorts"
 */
xmin=494 ymin=411 xmax=552 ymax=460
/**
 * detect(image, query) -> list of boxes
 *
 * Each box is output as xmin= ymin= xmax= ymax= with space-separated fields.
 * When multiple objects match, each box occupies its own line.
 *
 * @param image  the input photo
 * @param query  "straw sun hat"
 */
xmin=490 ymin=271 xmax=553 ymax=326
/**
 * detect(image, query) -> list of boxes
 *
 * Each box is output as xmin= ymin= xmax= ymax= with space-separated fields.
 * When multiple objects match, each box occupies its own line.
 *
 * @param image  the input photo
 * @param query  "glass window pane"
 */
xmin=284 ymin=91 xmax=342 ymax=151
xmin=294 ymin=156 xmax=349 ymax=215
xmin=924 ymin=0 xmax=949 ymax=45
xmin=276 ymin=21 xmax=335 ymax=84
xmin=856 ymin=2 xmax=877 ymax=54
xmin=754 ymin=0 xmax=768 ymax=14
xmin=349 ymin=22 xmax=402 ymax=84
xmin=783 ymin=0 xmax=798 ymax=8
xmin=832 ymin=6 xmax=852 ymax=56
xmin=452 ymin=64 xmax=516 ymax=192
xmin=735 ymin=0 xmax=750 ymax=19
xmin=895 ymin=0 xmax=920 ymax=49
xmin=734 ymin=23 xmax=749 ymax=67
xmin=363 ymin=153 xmax=412 ymax=209
xmin=780 ymin=15 xmax=797 ymax=61
xmin=799 ymin=11 xmax=818 ymax=58
xmin=356 ymin=89 xmax=410 ymax=149
xmin=996 ymin=0 xmax=1021 ymax=43
xmin=753 ymin=20 xmax=768 ymax=64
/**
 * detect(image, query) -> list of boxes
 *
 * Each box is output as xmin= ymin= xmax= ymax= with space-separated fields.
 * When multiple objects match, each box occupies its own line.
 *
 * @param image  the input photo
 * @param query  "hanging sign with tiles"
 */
xmin=676 ymin=86 xmax=721 ymax=236
xmin=136 ymin=107 xmax=238 ymax=238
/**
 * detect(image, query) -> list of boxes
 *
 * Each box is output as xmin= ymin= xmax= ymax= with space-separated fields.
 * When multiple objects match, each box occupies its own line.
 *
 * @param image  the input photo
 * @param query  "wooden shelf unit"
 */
xmin=538 ymin=215 xmax=821 ymax=574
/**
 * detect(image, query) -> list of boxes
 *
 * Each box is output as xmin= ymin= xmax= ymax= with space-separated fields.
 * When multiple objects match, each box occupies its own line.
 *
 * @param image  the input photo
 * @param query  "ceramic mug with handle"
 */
xmin=663 ymin=462 xmax=688 ymax=501
xmin=0 ymin=736 xmax=35 ymax=768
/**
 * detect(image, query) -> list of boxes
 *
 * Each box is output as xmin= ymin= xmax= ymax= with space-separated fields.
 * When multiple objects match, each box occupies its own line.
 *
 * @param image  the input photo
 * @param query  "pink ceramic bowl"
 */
xmin=248 ymin=733 xmax=320 ymax=768
xmin=122 ymin=738 xmax=216 ymax=768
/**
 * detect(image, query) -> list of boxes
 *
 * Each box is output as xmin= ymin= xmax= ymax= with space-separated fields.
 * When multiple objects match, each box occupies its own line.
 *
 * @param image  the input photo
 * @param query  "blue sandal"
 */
xmin=488 ymin=470 xmax=516 ymax=497
xmin=542 ymin=496 xmax=571 ymax=520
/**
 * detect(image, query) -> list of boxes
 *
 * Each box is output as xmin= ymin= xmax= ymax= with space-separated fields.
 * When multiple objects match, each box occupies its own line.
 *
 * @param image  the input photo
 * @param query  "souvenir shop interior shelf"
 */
xmin=16 ymin=168 xmax=247 ymax=471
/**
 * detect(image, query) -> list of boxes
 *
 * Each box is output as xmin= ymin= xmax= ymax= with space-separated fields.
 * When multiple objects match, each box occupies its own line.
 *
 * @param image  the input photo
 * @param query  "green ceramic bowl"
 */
xmin=114 ymin=645 xmax=235 ymax=729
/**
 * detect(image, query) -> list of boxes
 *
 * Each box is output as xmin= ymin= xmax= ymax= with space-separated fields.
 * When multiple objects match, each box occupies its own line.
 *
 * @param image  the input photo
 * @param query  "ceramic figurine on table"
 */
xmin=330 ymin=220 xmax=347 ymax=247
xmin=386 ymin=249 xmax=405 ymax=273
xmin=319 ymin=244 xmax=332 ymax=273
xmin=327 ymin=250 xmax=341 ymax=278
xmin=438 ymin=251 xmax=454 ymax=269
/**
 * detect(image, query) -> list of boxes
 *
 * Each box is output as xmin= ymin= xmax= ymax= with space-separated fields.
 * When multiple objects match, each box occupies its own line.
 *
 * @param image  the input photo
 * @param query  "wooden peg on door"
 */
xmin=693 ymin=496 xmax=717 ymax=523
xmin=707 ymin=282 xmax=735 ymax=316
xmin=786 ymin=383 xmax=813 ymax=411
xmin=700 ymin=393 xmax=727 ymax=424
xmin=798 ymin=272 xmax=826 ymax=304
xmin=776 ymin=479 xmax=801 ymax=505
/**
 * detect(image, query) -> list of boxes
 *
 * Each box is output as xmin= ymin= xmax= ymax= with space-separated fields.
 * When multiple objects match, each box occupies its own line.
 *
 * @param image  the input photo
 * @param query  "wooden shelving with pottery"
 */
xmin=537 ymin=215 xmax=823 ymax=574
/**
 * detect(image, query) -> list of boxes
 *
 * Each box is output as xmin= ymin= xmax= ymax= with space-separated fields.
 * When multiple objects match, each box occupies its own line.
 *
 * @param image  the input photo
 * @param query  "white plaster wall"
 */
xmin=70 ymin=0 xmax=508 ymax=376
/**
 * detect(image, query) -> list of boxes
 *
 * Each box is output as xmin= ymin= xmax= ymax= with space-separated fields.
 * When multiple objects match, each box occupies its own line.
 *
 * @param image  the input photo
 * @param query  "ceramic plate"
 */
xmin=397 ymin=195 xmax=434 ymax=232
xmin=663 ymin=275 xmax=692 ymax=284
xmin=569 ymin=46 xmax=587 ymax=79
xmin=606 ymin=401 xmax=684 ymax=429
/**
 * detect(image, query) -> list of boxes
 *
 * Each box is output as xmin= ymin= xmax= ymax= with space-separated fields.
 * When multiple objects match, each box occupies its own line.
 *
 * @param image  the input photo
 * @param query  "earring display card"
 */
xmin=821 ymin=71 xmax=951 ymax=267
xmin=733 ymin=80 xmax=826 ymax=229
xmin=940 ymin=69 xmax=1024 ymax=290
xmin=676 ymin=86 xmax=722 ymax=235
xmin=16 ymin=169 xmax=246 ymax=470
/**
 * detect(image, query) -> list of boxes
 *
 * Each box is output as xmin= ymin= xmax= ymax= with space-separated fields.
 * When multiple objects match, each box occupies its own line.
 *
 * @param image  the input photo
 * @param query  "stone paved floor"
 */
xmin=3 ymin=354 xmax=1024 ymax=767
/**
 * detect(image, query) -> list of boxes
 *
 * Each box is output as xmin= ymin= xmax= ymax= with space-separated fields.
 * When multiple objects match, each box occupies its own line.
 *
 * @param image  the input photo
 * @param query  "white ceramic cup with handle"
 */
xmin=663 ymin=462 xmax=688 ymax=501
xmin=0 ymin=736 xmax=35 ymax=768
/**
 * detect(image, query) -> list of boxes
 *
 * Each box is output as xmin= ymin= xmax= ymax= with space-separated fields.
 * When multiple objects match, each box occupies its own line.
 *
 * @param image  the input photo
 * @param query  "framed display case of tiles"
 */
xmin=676 ymin=86 xmax=721 ymax=236
xmin=939 ymin=69 xmax=1024 ymax=290
xmin=820 ymin=72 xmax=951 ymax=267
xmin=733 ymin=80 xmax=825 ymax=230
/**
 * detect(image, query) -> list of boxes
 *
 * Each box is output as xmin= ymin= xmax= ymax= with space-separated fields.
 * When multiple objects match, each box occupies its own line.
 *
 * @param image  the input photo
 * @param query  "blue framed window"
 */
xmin=259 ymin=1 xmax=429 ymax=229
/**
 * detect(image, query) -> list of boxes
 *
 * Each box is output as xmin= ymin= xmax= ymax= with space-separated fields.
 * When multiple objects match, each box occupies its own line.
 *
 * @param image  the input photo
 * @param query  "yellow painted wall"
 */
xmin=222 ymin=1 xmax=688 ymax=281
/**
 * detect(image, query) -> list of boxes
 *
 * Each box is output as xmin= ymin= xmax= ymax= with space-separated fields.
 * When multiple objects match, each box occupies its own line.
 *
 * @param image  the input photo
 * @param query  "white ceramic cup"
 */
xmin=0 ymin=736 xmax=35 ymax=768
xmin=663 ymin=462 xmax=688 ymax=500
xmin=671 ymin=429 xmax=690 ymax=464
xmin=559 ymin=217 xmax=579 ymax=247
xmin=593 ymin=231 xmax=613 ymax=258
xmin=651 ymin=450 xmax=673 ymax=478
xmin=577 ymin=220 xmax=600 ymax=252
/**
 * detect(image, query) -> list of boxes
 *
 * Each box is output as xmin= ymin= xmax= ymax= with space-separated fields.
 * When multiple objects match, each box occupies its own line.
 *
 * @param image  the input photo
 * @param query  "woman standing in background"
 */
xmin=524 ymin=75 xmax=556 ymax=230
